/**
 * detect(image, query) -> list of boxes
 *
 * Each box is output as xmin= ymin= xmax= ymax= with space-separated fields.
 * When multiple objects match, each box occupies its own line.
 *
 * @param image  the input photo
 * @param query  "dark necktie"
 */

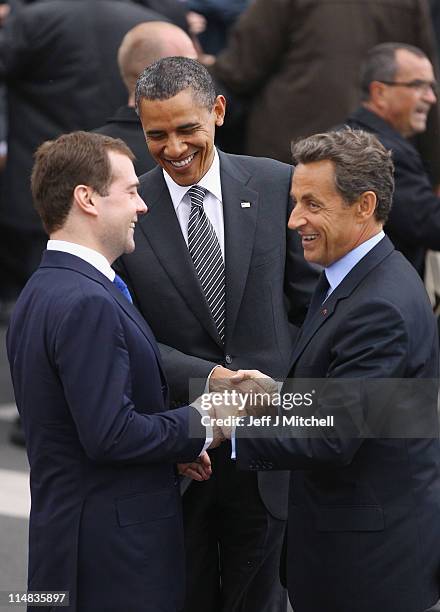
xmin=305 ymin=271 xmax=329 ymax=321
xmin=113 ymin=273 xmax=133 ymax=304
xmin=187 ymin=185 xmax=225 ymax=342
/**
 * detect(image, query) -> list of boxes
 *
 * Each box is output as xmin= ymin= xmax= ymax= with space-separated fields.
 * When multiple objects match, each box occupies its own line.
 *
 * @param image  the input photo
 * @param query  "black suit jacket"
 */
xmin=0 ymin=0 xmax=165 ymax=233
xmin=346 ymin=106 xmax=440 ymax=275
xmin=117 ymin=149 xmax=318 ymax=519
xmin=93 ymin=105 xmax=156 ymax=176
xmin=237 ymin=237 xmax=440 ymax=611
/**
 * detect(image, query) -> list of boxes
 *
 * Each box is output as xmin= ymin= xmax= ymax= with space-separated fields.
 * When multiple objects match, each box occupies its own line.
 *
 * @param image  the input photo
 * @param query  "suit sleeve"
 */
xmin=211 ymin=0 xmax=292 ymax=94
xmin=54 ymin=293 xmax=205 ymax=464
xmin=114 ymin=255 xmax=218 ymax=405
xmin=236 ymin=298 xmax=411 ymax=470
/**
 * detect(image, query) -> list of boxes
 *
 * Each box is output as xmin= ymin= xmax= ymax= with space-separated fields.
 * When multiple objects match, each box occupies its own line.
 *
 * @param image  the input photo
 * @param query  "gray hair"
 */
xmin=360 ymin=42 xmax=428 ymax=101
xmin=135 ymin=56 xmax=216 ymax=113
xmin=291 ymin=128 xmax=394 ymax=223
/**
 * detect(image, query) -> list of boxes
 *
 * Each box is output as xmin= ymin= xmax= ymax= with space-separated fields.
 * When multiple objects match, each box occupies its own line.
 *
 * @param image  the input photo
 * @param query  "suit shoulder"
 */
xmin=225 ymin=152 xmax=292 ymax=175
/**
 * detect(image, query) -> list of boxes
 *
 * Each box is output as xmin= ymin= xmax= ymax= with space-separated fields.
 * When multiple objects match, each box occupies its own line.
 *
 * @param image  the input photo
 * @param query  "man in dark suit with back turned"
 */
xmin=232 ymin=129 xmax=440 ymax=612
xmin=6 ymin=131 xmax=221 ymax=612
xmin=94 ymin=20 xmax=197 ymax=176
xmin=116 ymin=57 xmax=318 ymax=612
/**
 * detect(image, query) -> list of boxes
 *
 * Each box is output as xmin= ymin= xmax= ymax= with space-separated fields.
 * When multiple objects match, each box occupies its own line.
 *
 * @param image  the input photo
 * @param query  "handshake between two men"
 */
xmin=178 ymin=368 xmax=278 ymax=482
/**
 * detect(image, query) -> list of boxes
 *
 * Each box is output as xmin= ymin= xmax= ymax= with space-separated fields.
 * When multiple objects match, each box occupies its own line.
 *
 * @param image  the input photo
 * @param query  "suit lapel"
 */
xmin=40 ymin=250 xmax=165 ymax=371
xmin=137 ymin=166 xmax=221 ymax=344
xmin=290 ymin=237 xmax=395 ymax=367
xmin=219 ymin=152 xmax=259 ymax=342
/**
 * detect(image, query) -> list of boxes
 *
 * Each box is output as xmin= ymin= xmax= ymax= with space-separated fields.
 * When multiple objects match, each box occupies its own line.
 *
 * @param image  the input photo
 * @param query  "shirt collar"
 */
xmin=47 ymin=240 xmax=115 ymax=281
xmin=163 ymin=148 xmax=222 ymax=212
xmin=325 ymin=231 xmax=385 ymax=294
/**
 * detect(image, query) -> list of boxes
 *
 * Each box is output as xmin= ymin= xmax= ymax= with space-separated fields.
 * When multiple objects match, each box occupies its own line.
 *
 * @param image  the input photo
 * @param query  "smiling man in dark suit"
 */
xmin=233 ymin=129 xmax=440 ymax=612
xmin=345 ymin=43 xmax=440 ymax=277
xmin=6 ymin=131 xmax=218 ymax=612
xmin=115 ymin=57 xmax=318 ymax=612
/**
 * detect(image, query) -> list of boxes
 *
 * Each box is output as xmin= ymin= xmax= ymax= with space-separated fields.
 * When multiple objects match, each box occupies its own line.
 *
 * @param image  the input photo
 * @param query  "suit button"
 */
xmin=225 ymin=354 xmax=232 ymax=364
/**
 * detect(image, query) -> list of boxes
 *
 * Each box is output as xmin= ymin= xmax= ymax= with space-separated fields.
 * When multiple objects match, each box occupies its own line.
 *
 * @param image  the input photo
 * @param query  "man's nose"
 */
xmin=288 ymin=205 xmax=306 ymax=230
xmin=165 ymin=135 xmax=187 ymax=157
xmin=137 ymin=195 xmax=148 ymax=215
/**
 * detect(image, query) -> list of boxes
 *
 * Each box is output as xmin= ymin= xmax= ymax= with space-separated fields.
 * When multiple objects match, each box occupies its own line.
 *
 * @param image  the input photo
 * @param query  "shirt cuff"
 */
xmin=205 ymin=364 xmax=221 ymax=392
xmin=231 ymin=426 xmax=236 ymax=459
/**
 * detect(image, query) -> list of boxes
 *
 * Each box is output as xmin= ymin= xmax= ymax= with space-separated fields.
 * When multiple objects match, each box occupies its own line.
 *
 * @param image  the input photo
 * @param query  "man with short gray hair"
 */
xmin=346 ymin=42 xmax=440 ymax=276
xmin=233 ymin=128 xmax=440 ymax=612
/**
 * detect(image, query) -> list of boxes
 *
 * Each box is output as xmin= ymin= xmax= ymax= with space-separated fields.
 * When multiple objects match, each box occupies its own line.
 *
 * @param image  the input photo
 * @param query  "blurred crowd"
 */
xmin=1 ymin=0 xmax=440 ymax=322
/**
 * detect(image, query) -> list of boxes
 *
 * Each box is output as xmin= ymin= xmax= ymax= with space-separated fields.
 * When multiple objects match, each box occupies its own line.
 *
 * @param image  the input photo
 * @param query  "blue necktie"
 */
xmin=113 ymin=273 xmax=133 ymax=304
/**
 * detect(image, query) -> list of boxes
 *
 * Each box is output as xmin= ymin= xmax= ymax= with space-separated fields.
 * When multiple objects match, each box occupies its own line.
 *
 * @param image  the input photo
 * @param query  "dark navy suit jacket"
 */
xmin=237 ymin=237 xmax=440 ymax=612
xmin=7 ymin=250 xmax=205 ymax=612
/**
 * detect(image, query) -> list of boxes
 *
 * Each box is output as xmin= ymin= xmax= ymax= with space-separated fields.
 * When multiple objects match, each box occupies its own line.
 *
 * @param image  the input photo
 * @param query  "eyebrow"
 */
xmin=145 ymin=122 xmax=199 ymax=135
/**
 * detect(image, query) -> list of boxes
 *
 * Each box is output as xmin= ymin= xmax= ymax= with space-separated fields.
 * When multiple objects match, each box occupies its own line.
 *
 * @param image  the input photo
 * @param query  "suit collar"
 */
xmin=348 ymin=106 xmax=417 ymax=153
xmin=104 ymin=105 xmax=140 ymax=125
xmin=290 ymin=236 xmax=395 ymax=366
xmin=136 ymin=151 xmax=260 ymax=346
xmin=39 ymin=250 xmax=164 ymax=366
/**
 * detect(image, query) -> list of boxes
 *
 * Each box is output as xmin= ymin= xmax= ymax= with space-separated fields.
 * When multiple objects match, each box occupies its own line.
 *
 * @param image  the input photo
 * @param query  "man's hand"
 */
xmin=178 ymin=451 xmax=212 ymax=481
xmin=207 ymin=368 xmax=279 ymax=437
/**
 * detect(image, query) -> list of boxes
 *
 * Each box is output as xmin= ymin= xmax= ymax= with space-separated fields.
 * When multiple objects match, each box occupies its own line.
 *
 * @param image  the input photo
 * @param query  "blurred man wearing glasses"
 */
xmin=345 ymin=42 xmax=440 ymax=277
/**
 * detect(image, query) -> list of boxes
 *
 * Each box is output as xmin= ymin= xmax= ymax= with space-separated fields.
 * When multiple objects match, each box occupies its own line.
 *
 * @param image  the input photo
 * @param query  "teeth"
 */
xmin=169 ymin=153 xmax=195 ymax=168
xmin=303 ymin=235 xmax=318 ymax=242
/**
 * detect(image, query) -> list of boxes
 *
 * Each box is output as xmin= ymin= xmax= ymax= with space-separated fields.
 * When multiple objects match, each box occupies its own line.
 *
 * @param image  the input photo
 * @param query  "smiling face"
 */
xmin=138 ymin=88 xmax=226 ymax=185
xmin=289 ymin=160 xmax=379 ymax=267
xmin=381 ymin=49 xmax=436 ymax=137
xmin=93 ymin=150 xmax=147 ymax=262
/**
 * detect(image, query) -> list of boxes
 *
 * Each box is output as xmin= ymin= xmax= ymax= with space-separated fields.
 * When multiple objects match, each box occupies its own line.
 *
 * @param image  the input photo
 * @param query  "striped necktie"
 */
xmin=187 ymin=185 xmax=225 ymax=342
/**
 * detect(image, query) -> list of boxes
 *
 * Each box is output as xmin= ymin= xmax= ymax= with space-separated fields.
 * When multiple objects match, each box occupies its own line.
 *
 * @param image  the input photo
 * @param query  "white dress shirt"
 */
xmin=47 ymin=240 xmax=115 ymax=280
xmin=162 ymin=148 xmax=225 ymax=259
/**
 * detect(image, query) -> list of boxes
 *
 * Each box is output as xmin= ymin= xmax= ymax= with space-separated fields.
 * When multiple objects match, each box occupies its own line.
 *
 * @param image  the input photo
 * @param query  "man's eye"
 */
xmin=308 ymin=202 xmax=319 ymax=210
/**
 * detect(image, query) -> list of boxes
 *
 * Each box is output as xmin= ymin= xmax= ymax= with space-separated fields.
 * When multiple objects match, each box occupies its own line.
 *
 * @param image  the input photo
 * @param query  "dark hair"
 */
xmin=360 ymin=42 xmax=428 ymax=101
xmin=291 ymin=128 xmax=394 ymax=223
xmin=135 ymin=56 xmax=216 ymax=113
xmin=31 ymin=131 xmax=134 ymax=234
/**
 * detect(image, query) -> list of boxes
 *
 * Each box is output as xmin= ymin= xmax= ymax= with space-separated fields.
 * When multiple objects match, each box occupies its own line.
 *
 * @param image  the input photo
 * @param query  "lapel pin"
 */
xmin=240 ymin=201 xmax=251 ymax=208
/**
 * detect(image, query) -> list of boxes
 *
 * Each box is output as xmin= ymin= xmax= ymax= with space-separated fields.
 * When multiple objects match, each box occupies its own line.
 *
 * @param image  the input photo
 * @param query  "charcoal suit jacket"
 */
xmin=117 ymin=149 xmax=318 ymax=519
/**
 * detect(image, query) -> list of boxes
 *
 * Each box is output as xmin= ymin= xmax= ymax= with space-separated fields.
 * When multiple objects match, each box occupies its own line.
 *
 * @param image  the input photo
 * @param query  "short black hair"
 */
xmin=135 ymin=56 xmax=216 ymax=113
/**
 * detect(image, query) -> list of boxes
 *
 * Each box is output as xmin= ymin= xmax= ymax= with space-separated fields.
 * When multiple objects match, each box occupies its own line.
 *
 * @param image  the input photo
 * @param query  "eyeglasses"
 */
xmin=378 ymin=79 xmax=438 ymax=94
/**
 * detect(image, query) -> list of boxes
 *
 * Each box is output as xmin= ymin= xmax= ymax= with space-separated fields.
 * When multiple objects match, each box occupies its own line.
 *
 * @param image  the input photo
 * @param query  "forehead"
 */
xmin=138 ymin=88 xmax=210 ymax=128
xmin=108 ymin=150 xmax=136 ymax=184
xmin=291 ymin=160 xmax=338 ymax=197
xmin=395 ymin=49 xmax=434 ymax=80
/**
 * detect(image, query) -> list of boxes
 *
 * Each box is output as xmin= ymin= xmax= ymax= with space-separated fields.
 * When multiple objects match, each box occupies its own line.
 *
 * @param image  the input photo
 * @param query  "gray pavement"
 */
xmin=0 ymin=326 xmax=28 ymax=611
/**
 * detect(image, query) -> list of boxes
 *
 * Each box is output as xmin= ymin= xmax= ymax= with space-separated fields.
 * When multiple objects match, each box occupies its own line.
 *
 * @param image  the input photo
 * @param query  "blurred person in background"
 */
xmin=208 ymin=0 xmax=440 ymax=182
xmin=94 ymin=21 xmax=197 ymax=175
xmin=0 ymin=0 xmax=168 ymax=323
xmin=345 ymin=43 xmax=440 ymax=278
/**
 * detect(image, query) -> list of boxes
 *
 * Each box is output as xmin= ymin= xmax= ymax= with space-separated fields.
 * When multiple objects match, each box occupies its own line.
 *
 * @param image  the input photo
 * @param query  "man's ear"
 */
xmin=214 ymin=95 xmax=226 ymax=127
xmin=356 ymin=191 xmax=377 ymax=220
xmin=73 ymin=185 xmax=98 ymax=217
xmin=369 ymin=81 xmax=388 ymax=110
